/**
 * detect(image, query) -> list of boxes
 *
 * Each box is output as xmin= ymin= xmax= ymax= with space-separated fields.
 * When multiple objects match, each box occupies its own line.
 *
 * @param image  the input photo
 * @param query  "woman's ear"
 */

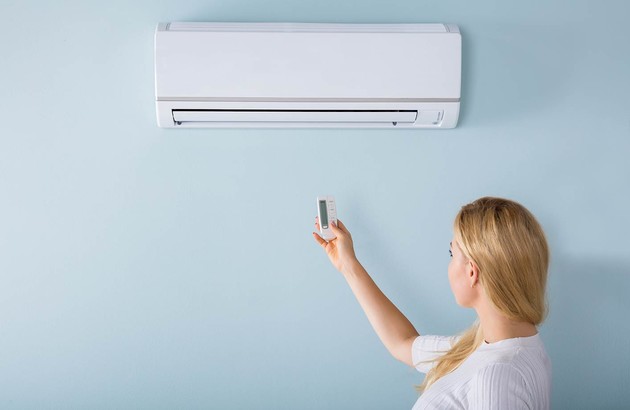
xmin=468 ymin=260 xmax=480 ymax=288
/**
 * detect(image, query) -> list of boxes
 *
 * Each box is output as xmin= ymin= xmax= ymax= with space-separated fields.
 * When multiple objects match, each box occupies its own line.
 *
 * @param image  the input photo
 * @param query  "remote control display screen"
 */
xmin=319 ymin=200 xmax=328 ymax=227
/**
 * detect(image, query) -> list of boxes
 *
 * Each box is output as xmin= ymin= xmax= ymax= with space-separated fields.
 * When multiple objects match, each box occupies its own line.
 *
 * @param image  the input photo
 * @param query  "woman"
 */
xmin=313 ymin=197 xmax=551 ymax=409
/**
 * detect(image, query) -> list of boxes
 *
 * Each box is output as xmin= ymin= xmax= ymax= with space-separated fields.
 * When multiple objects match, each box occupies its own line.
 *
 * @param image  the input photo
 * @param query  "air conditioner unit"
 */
xmin=154 ymin=22 xmax=461 ymax=128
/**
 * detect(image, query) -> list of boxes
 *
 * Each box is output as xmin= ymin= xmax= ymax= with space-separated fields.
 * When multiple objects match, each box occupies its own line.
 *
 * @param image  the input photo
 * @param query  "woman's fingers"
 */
xmin=329 ymin=220 xmax=344 ymax=236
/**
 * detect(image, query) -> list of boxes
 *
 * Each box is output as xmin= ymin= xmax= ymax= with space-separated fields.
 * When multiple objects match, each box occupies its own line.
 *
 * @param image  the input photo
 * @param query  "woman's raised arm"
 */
xmin=313 ymin=218 xmax=419 ymax=366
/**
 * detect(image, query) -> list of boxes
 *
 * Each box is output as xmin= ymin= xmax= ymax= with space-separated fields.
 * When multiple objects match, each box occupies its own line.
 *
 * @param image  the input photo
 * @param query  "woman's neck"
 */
xmin=475 ymin=297 xmax=538 ymax=343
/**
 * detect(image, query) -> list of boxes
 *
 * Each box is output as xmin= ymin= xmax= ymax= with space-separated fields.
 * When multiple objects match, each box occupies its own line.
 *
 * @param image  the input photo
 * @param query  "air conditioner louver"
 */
xmin=171 ymin=110 xmax=418 ymax=124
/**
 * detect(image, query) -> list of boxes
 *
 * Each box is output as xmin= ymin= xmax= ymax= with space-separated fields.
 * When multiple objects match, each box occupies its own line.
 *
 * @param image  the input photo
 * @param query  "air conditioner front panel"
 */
xmin=155 ymin=28 xmax=461 ymax=101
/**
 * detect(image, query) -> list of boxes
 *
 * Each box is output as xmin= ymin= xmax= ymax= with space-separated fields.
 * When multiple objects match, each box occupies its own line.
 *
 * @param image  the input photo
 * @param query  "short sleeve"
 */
xmin=467 ymin=363 xmax=531 ymax=410
xmin=411 ymin=335 xmax=457 ymax=373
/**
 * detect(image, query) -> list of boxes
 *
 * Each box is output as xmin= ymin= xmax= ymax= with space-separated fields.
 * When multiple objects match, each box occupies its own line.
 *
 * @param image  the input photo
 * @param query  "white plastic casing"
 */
xmin=155 ymin=22 xmax=461 ymax=128
xmin=317 ymin=196 xmax=337 ymax=240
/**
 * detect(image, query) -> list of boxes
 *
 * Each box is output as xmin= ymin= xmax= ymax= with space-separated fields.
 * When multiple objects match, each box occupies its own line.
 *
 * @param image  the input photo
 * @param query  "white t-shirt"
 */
xmin=411 ymin=333 xmax=551 ymax=409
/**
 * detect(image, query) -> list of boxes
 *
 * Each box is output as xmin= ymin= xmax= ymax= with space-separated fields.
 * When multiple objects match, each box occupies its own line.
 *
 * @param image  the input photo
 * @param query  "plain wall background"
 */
xmin=1 ymin=0 xmax=629 ymax=408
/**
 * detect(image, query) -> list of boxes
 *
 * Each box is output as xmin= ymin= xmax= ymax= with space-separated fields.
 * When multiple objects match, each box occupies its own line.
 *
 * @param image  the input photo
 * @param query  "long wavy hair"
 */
xmin=418 ymin=197 xmax=549 ymax=392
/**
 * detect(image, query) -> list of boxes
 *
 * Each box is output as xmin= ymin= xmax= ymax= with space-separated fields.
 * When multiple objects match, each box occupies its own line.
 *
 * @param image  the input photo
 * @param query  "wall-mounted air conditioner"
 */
xmin=154 ymin=22 xmax=461 ymax=128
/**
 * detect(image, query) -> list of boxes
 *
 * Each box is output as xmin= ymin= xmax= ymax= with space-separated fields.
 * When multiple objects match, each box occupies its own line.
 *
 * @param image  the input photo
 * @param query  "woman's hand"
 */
xmin=312 ymin=217 xmax=358 ymax=273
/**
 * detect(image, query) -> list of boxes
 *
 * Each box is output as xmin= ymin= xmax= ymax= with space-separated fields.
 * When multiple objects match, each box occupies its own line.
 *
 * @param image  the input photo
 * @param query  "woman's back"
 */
xmin=412 ymin=333 xmax=551 ymax=409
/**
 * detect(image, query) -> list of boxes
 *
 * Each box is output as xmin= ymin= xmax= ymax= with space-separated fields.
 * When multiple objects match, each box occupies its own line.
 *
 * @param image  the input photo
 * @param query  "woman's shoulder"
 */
xmin=476 ymin=333 xmax=550 ymax=363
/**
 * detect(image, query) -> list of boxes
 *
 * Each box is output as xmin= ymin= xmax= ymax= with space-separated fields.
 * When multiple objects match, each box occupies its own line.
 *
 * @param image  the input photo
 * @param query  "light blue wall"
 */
xmin=1 ymin=0 xmax=629 ymax=408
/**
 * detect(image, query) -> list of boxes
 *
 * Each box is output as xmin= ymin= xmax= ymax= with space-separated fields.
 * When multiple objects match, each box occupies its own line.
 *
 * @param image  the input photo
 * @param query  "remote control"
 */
xmin=317 ymin=195 xmax=337 ymax=240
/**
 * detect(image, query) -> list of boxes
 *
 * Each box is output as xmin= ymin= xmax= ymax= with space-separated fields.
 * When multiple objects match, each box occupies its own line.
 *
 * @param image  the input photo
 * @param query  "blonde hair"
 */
xmin=418 ymin=197 xmax=549 ymax=392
